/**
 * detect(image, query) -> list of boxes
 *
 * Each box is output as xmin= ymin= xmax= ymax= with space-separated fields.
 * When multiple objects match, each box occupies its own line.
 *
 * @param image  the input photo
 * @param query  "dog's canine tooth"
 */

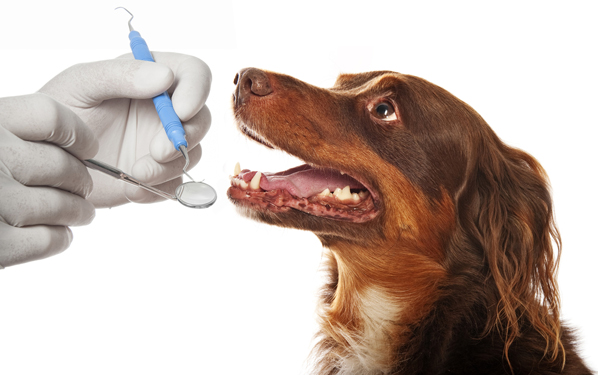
xmin=250 ymin=171 xmax=262 ymax=190
xmin=233 ymin=162 xmax=241 ymax=177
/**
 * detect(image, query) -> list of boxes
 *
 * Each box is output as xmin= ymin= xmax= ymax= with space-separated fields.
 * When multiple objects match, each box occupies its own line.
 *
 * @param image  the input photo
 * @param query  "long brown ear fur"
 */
xmin=458 ymin=127 xmax=564 ymax=370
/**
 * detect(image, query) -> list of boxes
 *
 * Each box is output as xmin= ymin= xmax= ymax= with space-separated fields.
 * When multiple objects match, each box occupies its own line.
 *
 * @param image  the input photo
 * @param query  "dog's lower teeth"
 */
xmin=342 ymin=186 xmax=352 ymax=200
xmin=318 ymin=186 xmax=364 ymax=202
xmin=319 ymin=188 xmax=331 ymax=196
xmin=333 ymin=186 xmax=352 ymax=201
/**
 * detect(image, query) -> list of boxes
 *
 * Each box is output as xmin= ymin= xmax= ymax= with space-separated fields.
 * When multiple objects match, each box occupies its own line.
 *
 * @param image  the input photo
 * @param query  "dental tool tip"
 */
xmin=180 ymin=145 xmax=190 ymax=170
xmin=115 ymin=7 xmax=135 ymax=32
xmin=179 ymin=145 xmax=195 ymax=182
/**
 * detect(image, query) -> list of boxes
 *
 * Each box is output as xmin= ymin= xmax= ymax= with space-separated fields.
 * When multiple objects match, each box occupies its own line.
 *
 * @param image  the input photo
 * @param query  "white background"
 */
xmin=1 ymin=1 xmax=596 ymax=373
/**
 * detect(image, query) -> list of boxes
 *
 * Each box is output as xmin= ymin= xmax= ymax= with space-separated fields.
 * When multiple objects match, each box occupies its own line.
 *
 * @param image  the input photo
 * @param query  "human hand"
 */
xmin=0 ymin=94 xmax=98 ymax=267
xmin=39 ymin=52 xmax=212 ymax=208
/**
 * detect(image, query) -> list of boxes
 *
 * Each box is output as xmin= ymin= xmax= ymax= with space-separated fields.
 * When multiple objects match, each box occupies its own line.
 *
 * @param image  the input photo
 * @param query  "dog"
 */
xmin=227 ymin=68 xmax=592 ymax=374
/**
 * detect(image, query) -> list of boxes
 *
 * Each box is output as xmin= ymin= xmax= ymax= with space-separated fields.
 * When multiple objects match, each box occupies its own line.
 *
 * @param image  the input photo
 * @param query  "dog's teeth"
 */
xmin=352 ymin=193 xmax=360 ymax=201
xmin=334 ymin=186 xmax=353 ymax=201
xmin=319 ymin=188 xmax=331 ymax=196
xmin=341 ymin=186 xmax=353 ymax=200
xmin=250 ymin=171 xmax=262 ymax=190
xmin=240 ymin=180 xmax=249 ymax=189
xmin=233 ymin=162 xmax=241 ymax=177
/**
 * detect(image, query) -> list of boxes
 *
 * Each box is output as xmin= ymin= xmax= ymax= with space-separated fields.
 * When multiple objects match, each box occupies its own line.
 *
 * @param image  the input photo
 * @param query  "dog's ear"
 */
xmin=457 ymin=133 xmax=564 ymax=368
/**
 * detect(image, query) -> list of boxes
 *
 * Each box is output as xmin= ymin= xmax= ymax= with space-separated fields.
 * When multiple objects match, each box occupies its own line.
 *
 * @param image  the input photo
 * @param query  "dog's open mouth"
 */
xmin=229 ymin=89 xmax=380 ymax=223
xmin=228 ymin=162 xmax=379 ymax=223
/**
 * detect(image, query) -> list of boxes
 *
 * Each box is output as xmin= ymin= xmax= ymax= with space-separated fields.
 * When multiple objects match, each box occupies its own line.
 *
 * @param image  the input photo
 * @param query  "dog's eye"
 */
xmin=370 ymin=101 xmax=398 ymax=121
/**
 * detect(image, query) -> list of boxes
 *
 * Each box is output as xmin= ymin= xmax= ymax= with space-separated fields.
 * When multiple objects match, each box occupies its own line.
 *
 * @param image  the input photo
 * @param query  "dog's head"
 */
xmin=228 ymin=68 xmax=563 ymax=367
xmin=228 ymin=70 xmax=467 ymax=250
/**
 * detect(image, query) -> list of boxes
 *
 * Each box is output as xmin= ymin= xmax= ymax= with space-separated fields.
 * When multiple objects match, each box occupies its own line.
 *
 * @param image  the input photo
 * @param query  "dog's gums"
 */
xmin=229 ymin=164 xmax=378 ymax=222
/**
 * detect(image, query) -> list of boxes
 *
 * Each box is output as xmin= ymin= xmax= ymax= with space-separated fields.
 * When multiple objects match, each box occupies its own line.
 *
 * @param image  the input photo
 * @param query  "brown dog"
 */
xmin=228 ymin=68 xmax=592 ymax=374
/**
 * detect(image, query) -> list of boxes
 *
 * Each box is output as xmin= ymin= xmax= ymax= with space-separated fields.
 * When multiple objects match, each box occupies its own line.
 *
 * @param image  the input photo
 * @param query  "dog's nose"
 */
xmin=234 ymin=68 xmax=273 ymax=104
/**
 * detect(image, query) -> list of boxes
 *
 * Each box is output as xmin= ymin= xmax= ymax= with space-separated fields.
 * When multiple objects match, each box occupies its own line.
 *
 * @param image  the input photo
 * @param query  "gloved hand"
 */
xmin=0 ymin=94 xmax=98 ymax=267
xmin=39 ymin=52 xmax=212 ymax=208
xmin=0 ymin=52 xmax=211 ymax=267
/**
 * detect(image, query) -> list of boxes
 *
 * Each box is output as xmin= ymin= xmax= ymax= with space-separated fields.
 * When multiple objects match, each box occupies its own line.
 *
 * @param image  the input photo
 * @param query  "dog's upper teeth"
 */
xmin=233 ymin=162 xmax=241 ymax=177
xmin=250 ymin=171 xmax=262 ymax=190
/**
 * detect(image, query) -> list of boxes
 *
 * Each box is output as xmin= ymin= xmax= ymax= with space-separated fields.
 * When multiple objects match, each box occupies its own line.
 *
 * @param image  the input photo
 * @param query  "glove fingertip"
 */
xmin=0 ymin=225 xmax=73 ymax=267
xmin=38 ymin=226 xmax=72 ymax=259
xmin=171 ymin=58 xmax=211 ymax=121
xmin=64 ymin=226 xmax=74 ymax=246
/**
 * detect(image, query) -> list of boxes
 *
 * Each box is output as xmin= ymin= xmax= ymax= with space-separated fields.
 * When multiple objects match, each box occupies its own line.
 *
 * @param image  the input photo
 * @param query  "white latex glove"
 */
xmin=0 ymin=94 xmax=98 ymax=267
xmin=39 ymin=52 xmax=212 ymax=208
xmin=0 ymin=52 xmax=211 ymax=267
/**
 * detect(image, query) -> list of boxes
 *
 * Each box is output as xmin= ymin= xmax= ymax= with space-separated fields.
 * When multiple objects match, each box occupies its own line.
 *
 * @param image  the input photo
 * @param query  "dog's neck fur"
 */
xmin=314 ymin=247 xmax=412 ymax=375
xmin=312 ymin=229 xmax=449 ymax=375
xmin=314 ymin=242 xmax=446 ymax=374
xmin=340 ymin=287 xmax=402 ymax=374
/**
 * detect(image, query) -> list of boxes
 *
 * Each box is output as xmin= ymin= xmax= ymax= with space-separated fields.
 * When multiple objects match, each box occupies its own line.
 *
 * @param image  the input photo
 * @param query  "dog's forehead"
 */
xmin=332 ymin=71 xmax=403 ymax=92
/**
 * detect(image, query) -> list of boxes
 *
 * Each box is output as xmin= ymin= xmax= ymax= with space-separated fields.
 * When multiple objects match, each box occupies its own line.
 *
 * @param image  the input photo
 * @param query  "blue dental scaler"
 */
xmin=115 ymin=7 xmax=192 ymax=178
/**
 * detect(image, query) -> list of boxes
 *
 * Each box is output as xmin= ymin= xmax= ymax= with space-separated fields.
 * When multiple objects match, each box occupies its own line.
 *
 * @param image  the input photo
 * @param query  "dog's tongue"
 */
xmin=242 ymin=164 xmax=364 ymax=198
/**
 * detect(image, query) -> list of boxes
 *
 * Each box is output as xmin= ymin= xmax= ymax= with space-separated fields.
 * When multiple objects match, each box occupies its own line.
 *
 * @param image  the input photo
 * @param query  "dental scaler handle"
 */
xmin=127 ymin=29 xmax=188 ymax=155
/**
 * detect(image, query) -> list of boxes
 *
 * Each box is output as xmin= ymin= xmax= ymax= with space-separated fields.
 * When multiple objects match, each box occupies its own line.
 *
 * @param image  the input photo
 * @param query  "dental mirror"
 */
xmin=175 ymin=180 xmax=217 ymax=208
xmin=83 ymin=159 xmax=217 ymax=209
